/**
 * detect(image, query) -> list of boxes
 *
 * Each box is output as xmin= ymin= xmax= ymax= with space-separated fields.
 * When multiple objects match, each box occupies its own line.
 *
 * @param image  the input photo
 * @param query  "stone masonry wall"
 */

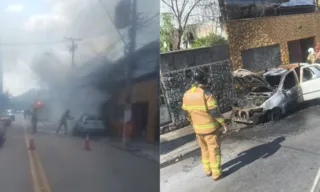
xmin=161 ymin=45 xmax=230 ymax=73
xmin=226 ymin=12 xmax=320 ymax=70
xmin=161 ymin=60 xmax=233 ymax=133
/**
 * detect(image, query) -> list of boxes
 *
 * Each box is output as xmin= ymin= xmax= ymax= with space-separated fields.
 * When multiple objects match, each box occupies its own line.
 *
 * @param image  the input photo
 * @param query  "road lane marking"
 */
xmin=310 ymin=167 xmax=320 ymax=192
xmin=33 ymin=151 xmax=52 ymax=192
xmin=23 ymin=124 xmax=52 ymax=192
xmin=26 ymin=144 xmax=41 ymax=192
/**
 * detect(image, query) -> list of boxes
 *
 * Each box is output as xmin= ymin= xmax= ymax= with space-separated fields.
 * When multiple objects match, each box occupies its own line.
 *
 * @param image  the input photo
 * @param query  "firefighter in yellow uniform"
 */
xmin=182 ymin=70 xmax=228 ymax=180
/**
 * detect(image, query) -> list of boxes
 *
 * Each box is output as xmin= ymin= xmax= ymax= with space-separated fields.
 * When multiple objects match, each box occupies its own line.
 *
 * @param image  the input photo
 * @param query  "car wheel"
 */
xmin=268 ymin=108 xmax=282 ymax=121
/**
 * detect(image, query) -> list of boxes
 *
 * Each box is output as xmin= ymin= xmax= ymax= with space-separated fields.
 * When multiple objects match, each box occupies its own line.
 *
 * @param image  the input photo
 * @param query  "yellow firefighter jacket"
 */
xmin=182 ymin=84 xmax=226 ymax=135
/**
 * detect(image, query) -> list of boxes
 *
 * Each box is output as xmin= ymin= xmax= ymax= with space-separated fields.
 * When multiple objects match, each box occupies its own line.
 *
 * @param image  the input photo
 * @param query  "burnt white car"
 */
xmin=232 ymin=63 xmax=320 ymax=124
xmin=72 ymin=115 xmax=106 ymax=137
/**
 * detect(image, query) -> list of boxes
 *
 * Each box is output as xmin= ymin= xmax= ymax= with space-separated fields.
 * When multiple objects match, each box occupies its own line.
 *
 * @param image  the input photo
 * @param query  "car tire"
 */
xmin=268 ymin=108 xmax=282 ymax=121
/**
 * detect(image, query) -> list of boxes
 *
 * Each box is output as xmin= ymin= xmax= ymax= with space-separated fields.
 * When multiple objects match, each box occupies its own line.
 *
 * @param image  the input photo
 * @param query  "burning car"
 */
xmin=232 ymin=63 xmax=320 ymax=124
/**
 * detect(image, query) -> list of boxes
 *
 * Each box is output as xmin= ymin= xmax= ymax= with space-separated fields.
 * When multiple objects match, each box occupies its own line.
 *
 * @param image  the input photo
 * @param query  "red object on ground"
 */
xmin=125 ymin=121 xmax=133 ymax=138
xmin=84 ymin=135 xmax=91 ymax=151
xmin=29 ymin=138 xmax=35 ymax=150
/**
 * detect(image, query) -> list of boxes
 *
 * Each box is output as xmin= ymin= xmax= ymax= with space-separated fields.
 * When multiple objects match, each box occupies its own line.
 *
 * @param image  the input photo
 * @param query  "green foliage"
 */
xmin=190 ymin=33 xmax=228 ymax=48
xmin=160 ymin=13 xmax=175 ymax=52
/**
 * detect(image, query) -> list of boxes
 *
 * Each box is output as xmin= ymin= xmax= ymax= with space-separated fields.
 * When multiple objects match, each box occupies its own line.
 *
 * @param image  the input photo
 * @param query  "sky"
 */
xmin=0 ymin=0 xmax=159 ymax=96
xmin=160 ymin=0 xmax=221 ymax=27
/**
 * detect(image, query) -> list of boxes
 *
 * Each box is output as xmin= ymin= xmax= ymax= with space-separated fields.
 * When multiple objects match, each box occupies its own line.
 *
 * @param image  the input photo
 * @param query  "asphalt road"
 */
xmin=0 ymin=115 xmax=159 ymax=192
xmin=161 ymin=104 xmax=320 ymax=192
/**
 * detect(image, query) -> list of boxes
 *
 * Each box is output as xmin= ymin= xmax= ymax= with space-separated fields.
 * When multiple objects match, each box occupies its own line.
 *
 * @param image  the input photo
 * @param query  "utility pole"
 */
xmin=65 ymin=37 xmax=81 ymax=69
xmin=0 ymin=43 xmax=2 ymax=94
xmin=64 ymin=37 xmax=80 ymax=114
xmin=122 ymin=0 xmax=137 ymax=147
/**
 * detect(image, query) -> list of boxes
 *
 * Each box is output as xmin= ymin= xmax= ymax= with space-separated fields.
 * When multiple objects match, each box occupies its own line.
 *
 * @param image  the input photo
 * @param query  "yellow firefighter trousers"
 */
xmin=196 ymin=133 xmax=221 ymax=179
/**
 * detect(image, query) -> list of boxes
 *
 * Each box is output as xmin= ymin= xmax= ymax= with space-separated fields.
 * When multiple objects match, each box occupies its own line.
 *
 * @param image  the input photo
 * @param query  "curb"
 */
xmin=106 ymin=141 xmax=159 ymax=163
xmin=160 ymin=127 xmax=247 ymax=168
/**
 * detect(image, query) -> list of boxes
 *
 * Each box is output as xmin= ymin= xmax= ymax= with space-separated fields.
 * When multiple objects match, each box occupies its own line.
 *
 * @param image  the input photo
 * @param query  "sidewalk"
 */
xmin=102 ymin=137 xmax=159 ymax=163
xmin=160 ymin=111 xmax=247 ymax=167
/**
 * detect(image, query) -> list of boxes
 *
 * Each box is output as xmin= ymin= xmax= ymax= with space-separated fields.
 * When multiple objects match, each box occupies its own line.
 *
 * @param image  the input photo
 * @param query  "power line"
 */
xmin=0 ymin=40 xmax=66 ymax=46
xmin=0 ymin=31 xmax=117 ymax=47
xmin=0 ymin=0 xmax=139 ymax=47
xmin=63 ymin=3 xmax=91 ymax=38
xmin=97 ymin=0 xmax=128 ymax=48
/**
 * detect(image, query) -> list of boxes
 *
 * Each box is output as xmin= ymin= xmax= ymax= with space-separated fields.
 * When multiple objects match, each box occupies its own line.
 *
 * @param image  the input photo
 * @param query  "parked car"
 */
xmin=232 ymin=63 xmax=320 ymax=124
xmin=0 ymin=121 xmax=6 ymax=144
xmin=0 ymin=117 xmax=11 ymax=127
xmin=4 ymin=109 xmax=15 ymax=121
xmin=72 ymin=115 xmax=106 ymax=137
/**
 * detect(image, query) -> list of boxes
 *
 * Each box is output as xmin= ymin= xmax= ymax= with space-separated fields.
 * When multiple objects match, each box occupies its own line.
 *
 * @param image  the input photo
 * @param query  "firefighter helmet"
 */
xmin=193 ymin=70 xmax=207 ymax=85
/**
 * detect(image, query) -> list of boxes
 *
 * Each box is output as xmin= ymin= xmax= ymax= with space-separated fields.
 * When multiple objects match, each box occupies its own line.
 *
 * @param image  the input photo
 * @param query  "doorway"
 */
xmin=132 ymin=102 xmax=149 ymax=139
xmin=288 ymin=37 xmax=315 ymax=63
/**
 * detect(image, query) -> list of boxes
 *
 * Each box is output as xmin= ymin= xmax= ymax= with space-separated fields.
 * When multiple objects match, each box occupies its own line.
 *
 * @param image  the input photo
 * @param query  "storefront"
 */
xmin=109 ymin=73 xmax=158 ymax=143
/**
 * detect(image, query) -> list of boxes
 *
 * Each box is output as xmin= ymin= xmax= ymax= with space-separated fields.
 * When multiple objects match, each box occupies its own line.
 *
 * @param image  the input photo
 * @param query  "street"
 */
xmin=161 ymin=104 xmax=320 ymax=192
xmin=0 ymin=115 xmax=159 ymax=192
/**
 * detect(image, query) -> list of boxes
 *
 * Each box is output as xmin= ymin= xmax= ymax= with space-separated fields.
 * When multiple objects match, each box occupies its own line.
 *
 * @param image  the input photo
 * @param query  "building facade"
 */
xmin=226 ymin=12 xmax=320 ymax=71
xmin=110 ymin=74 xmax=158 ymax=143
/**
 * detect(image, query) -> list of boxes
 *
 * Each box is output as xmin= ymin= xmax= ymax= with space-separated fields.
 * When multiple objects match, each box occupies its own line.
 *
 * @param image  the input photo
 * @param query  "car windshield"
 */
xmin=265 ymin=75 xmax=282 ymax=87
xmin=85 ymin=116 xmax=101 ymax=121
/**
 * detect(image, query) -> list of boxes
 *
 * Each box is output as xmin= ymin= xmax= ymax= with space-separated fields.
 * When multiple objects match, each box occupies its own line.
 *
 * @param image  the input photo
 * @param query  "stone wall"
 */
xmin=226 ymin=12 xmax=320 ymax=70
xmin=160 ymin=60 xmax=233 ymax=133
xmin=160 ymin=45 xmax=230 ymax=73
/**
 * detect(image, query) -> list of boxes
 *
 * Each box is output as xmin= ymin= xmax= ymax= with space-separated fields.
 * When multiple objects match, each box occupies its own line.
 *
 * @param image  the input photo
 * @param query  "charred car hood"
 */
xmin=233 ymin=69 xmax=272 ymax=89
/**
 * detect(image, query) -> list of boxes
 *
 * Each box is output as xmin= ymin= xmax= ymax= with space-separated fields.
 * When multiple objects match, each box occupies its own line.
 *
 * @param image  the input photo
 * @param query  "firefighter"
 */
xmin=56 ymin=109 xmax=73 ymax=135
xmin=31 ymin=108 xmax=38 ymax=133
xmin=26 ymin=109 xmax=31 ymax=119
xmin=23 ymin=110 xmax=27 ymax=120
xmin=307 ymin=48 xmax=316 ymax=64
xmin=182 ymin=70 xmax=229 ymax=181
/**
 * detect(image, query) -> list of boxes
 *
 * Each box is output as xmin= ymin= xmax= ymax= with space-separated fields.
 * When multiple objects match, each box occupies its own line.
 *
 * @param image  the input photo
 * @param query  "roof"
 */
xmin=80 ymin=40 xmax=159 ymax=90
xmin=280 ymin=0 xmax=313 ymax=7
xmin=263 ymin=63 xmax=311 ymax=76
xmin=264 ymin=68 xmax=288 ymax=76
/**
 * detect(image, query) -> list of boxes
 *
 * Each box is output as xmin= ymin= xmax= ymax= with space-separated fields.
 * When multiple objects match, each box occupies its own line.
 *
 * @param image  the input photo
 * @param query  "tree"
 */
xmin=161 ymin=0 xmax=203 ymax=50
xmin=197 ymin=0 xmax=223 ymax=34
xmin=160 ymin=13 xmax=175 ymax=52
xmin=190 ymin=33 xmax=227 ymax=48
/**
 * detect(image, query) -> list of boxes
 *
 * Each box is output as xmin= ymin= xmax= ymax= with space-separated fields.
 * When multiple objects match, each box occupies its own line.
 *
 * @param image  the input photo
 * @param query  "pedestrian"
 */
xmin=182 ymin=69 xmax=229 ymax=181
xmin=31 ymin=108 xmax=38 ymax=133
xmin=56 ymin=109 xmax=73 ymax=135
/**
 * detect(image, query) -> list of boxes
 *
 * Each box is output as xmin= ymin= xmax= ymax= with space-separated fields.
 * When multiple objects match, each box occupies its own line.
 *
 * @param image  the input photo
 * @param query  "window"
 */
xmin=265 ymin=75 xmax=282 ymax=87
xmin=241 ymin=44 xmax=281 ymax=72
xmin=313 ymin=65 xmax=320 ymax=71
xmin=302 ymin=68 xmax=314 ymax=82
xmin=309 ymin=66 xmax=320 ymax=78
xmin=283 ymin=72 xmax=297 ymax=90
xmin=86 ymin=116 xmax=101 ymax=120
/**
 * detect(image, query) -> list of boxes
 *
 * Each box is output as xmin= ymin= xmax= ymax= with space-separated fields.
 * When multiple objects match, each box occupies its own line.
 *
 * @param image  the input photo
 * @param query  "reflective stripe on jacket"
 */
xmin=182 ymin=84 xmax=225 ymax=135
